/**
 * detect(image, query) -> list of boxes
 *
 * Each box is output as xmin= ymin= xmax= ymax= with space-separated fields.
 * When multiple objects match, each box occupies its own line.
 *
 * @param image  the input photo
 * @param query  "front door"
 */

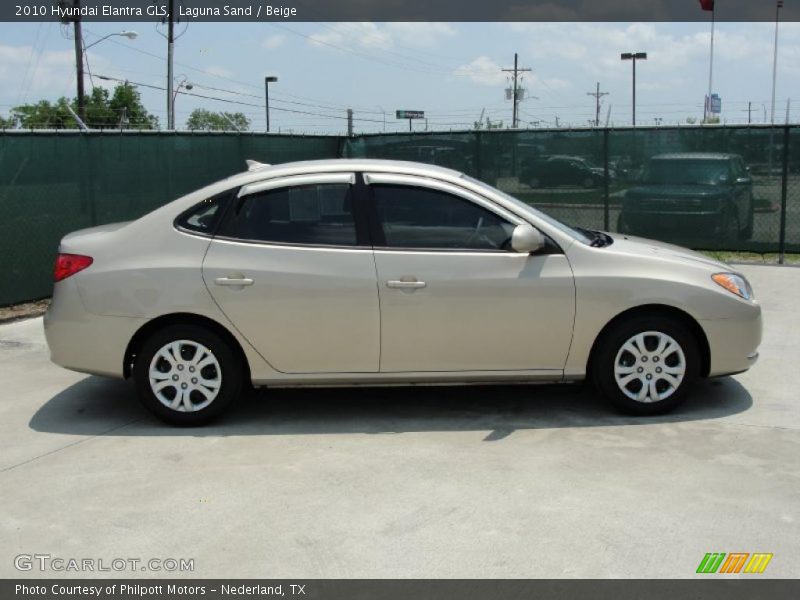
xmin=365 ymin=174 xmax=575 ymax=373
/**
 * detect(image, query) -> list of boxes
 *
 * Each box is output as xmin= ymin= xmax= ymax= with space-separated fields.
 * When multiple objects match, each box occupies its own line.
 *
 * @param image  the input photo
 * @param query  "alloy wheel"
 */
xmin=148 ymin=340 xmax=222 ymax=412
xmin=613 ymin=331 xmax=686 ymax=403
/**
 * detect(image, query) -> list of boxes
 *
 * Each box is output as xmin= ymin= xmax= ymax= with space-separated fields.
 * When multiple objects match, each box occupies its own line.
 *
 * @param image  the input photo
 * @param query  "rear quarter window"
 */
xmin=175 ymin=192 xmax=231 ymax=235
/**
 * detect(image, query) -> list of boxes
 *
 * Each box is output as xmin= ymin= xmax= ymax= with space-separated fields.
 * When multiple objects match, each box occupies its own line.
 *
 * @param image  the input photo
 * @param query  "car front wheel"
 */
xmin=592 ymin=315 xmax=700 ymax=415
xmin=134 ymin=324 xmax=243 ymax=425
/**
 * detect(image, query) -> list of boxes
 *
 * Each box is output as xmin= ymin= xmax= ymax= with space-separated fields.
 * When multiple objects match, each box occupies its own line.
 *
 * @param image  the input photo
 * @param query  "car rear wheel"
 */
xmin=721 ymin=208 xmax=739 ymax=243
xmin=134 ymin=324 xmax=243 ymax=425
xmin=527 ymin=176 xmax=541 ymax=189
xmin=740 ymin=196 xmax=754 ymax=240
xmin=592 ymin=315 xmax=700 ymax=415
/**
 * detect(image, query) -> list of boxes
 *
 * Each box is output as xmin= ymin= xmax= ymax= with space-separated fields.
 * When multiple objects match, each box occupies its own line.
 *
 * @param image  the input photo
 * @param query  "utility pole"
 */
xmin=502 ymin=53 xmax=531 ymax=128
xmin=70 ymin=0 xmax=85 ymax=121
xmin=166 ymin=0 xmax=176 ymax=129
xmin=587 ymin=82 xmax=609 ymax=127
xmin=347 ymin=109 xmax=353 ymax=137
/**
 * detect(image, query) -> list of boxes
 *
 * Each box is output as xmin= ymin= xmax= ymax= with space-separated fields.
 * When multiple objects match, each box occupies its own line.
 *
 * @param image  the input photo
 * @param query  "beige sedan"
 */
xmin=44 ymin=159 xmax=761 ymax=425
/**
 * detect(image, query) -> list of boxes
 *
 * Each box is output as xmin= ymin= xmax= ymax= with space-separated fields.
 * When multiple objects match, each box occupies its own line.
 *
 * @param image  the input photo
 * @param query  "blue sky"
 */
xmin=1 ymin=21 xmax=799 ymax=132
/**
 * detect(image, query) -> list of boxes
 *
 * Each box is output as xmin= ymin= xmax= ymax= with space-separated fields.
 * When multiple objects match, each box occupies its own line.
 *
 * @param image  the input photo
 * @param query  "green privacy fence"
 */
xmin=1 ymin=126 xmax=798 ymax=306
xmin=0 ymin=131 xmax=341 ymax=306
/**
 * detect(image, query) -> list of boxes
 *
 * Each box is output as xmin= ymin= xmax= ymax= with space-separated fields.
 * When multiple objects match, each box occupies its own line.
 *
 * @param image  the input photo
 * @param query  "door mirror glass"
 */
xmin=511 ymin=224 xmax=545 ymax=254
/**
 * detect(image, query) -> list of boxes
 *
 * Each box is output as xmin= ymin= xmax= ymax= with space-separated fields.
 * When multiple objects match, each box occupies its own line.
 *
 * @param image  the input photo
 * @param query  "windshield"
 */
xmin=460 ymin=174 xmax=594 ymax=245
xmin=643 ymin=159 xmax=730 ymax=186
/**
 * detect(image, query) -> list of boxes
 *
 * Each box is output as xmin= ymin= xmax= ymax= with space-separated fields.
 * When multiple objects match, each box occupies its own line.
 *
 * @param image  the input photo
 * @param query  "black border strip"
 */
xmin=5 ymin=0 xmax=800 ymax=23
xmin=3 ymin=579 xmax=799 ymax=600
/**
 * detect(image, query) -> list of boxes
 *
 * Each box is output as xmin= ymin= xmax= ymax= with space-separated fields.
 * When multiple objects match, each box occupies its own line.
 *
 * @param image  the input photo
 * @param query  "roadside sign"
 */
xmin=396 ymin=110 xmax=424 ymax=119
xmin=706 ymin=94 xmax=722 ymax=114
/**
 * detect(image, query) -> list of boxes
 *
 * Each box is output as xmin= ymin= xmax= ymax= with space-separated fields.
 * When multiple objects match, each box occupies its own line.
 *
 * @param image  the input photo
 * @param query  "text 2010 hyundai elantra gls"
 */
xmin=44 ymin=159 xmax=761 ymax=425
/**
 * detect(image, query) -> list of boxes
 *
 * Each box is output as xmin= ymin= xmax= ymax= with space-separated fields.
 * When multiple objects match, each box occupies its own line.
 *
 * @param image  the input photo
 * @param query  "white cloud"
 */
xmin=262 ymin=34 xmax=286 ymax=50
xmin=453 ymin=56 xmax=507 ymax=86
xmin=308 ymin=22 xmax=456 ymax=52
xmin=310 ymin=23 xmax=392 ymax=50
xmin=384 ymin=23 xmax=456 ymax=48
xmin=204 ymin=65 xmax=234 ymax=79
xmin=0 ymin=45 xmax=76 ymax=101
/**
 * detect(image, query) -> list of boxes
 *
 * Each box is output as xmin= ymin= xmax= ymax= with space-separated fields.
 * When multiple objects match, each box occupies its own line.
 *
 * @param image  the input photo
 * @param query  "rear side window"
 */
xmin=218 ymin=183 xmax=357 ymax=246
xmin=372 ymin=184 xmax=514 ymax=250
xmin=175 ymin=194 xmax=227 ymax=235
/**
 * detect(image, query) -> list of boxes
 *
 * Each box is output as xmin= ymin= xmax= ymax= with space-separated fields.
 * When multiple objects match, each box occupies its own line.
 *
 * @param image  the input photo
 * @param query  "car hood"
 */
xmin=625 ymin=184 xmax=726 ymax=198
xmin=608 ymin=233 xmax=730 ymax=271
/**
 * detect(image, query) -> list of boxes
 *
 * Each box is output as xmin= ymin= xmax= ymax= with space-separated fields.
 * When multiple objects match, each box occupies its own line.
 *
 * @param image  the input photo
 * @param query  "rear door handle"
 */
xmin=387 ymin=280 xmax=426 ymax=289
xmin=214 ymin=277 xmax=254 ymax=286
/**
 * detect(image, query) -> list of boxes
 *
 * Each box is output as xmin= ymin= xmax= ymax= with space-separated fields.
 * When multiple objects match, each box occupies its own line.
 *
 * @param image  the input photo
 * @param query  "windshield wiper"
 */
xmin=575 ymin=227 xmax=610 ymax=247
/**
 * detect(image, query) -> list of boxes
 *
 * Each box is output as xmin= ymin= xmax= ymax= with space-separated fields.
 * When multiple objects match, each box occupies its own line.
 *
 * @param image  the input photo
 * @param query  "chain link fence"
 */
xmin=1 ymin=126 xmax=797 ymax=306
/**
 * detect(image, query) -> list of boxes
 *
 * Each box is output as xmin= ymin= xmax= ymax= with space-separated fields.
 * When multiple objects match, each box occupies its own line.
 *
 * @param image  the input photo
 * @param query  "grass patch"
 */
xmin=701 ymin=251 xmax=800 ymax=265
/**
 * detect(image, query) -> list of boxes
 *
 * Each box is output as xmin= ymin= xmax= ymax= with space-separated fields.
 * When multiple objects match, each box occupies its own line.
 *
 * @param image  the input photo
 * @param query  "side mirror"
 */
xmin=511 ymin=223 xmax=545 ymax=254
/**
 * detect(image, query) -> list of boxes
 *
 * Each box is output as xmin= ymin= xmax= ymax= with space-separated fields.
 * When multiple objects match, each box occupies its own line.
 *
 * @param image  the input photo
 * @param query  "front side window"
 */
xmin=218 ymin=183 xmax=357 ymax=246
xmin=372 ymin=184 xmax=514 ymax=250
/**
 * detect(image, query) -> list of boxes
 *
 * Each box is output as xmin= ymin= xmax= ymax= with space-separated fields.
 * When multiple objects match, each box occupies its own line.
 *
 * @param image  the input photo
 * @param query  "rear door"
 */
xmin=202 ymin=173 xmax=380 ymax=374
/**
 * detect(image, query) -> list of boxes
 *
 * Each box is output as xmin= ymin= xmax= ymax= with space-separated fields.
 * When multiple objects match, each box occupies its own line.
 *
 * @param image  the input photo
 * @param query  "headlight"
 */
xmin=712 ymin=272 xmax=754 ymax=301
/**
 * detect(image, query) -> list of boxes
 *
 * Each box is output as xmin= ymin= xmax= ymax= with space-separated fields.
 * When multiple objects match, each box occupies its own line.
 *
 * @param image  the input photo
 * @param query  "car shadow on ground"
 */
xmin=29 ymin=375 xmax=753 ymax=441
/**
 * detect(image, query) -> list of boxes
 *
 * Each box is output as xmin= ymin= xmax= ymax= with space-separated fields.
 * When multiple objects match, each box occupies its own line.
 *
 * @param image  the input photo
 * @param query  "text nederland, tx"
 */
xmin=16 ymin=583 xmax=306 ymax=596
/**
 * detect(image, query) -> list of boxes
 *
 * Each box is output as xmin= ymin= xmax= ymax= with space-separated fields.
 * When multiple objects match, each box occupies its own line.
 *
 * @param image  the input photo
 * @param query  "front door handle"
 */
xmin=215 ymin=276 xmax=254 ymax=287
xmin=387 ymin=279 xmax=426 ymax=289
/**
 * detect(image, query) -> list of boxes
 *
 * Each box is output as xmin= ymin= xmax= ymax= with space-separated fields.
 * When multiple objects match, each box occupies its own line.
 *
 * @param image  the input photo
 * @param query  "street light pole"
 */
xmin=705 ymin=4 xmax=715 ymax=122
xmin=264 ymin=76 xmax=278 ymax=132
xmin=770 ymin=0 xmax=783 ymax=125
xmin=621 ymin=52 xmax=647 ymax=127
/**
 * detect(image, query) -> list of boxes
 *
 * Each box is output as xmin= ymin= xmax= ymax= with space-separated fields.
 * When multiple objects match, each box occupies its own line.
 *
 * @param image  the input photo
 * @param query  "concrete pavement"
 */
xmin=0 ymin=264 xmax=798 ymax=578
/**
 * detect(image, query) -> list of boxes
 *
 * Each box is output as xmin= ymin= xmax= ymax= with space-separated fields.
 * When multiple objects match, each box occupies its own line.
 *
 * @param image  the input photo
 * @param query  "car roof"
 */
xmin=650 ymin=152 xmax=740 ymax=161
xmin=225 ymin=158 xmax=464 ymax=187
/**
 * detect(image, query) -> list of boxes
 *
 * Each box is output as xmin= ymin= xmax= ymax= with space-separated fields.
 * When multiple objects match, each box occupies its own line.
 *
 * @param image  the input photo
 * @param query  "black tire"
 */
xmin=582 ymin=176 xmax=596 ymax=189
xmin=134 ymin=324 xmax=244 ymax=426
xmin=592 ymin=314 xmax=700 ymax=415
xmin=740 ymin=196 xmax=754 ymax=240
xmin=721 ymin=208 xmax=739 ymax=244
xmin=616 ymin=213 xmax=628 ymax=234
xmin=528 ymin=176 xmax=541 ymax=189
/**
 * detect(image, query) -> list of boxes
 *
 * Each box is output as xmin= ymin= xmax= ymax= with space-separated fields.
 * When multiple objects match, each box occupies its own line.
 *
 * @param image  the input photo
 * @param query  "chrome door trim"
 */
xmin=238 ymin=172 xmax=356 ymax=198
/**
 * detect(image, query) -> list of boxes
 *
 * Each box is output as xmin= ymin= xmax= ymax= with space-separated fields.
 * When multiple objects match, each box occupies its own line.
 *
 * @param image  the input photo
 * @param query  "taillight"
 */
xmin=54 ymin=253 xmax=93 ymax=282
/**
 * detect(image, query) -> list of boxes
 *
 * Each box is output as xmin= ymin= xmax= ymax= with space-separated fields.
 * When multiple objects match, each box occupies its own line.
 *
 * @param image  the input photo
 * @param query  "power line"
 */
xmin=94 ymin=74 xmax=386 ymax=126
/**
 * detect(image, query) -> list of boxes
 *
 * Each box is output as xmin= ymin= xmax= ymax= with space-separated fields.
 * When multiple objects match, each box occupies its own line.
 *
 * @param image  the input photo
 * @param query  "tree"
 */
xmin=11 ymin=98 xmax=77 ymax=129
xmin=186 ymin=109 xmax=250 ymax=131
xmin=473 ymin=116 xmax=503 ymax=130
xmin=10 ymin=83 xmax=158 ymax=129
xmin=0 ymin=114 xmax=16 ymax=129
xmin=109 ymin=83 xmax=158 ymax=129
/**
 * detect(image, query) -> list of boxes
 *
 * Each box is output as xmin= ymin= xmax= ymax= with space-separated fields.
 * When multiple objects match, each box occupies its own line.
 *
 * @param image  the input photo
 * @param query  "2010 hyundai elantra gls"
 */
xmin=44 ymin=159 xmax=761 ymax=425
